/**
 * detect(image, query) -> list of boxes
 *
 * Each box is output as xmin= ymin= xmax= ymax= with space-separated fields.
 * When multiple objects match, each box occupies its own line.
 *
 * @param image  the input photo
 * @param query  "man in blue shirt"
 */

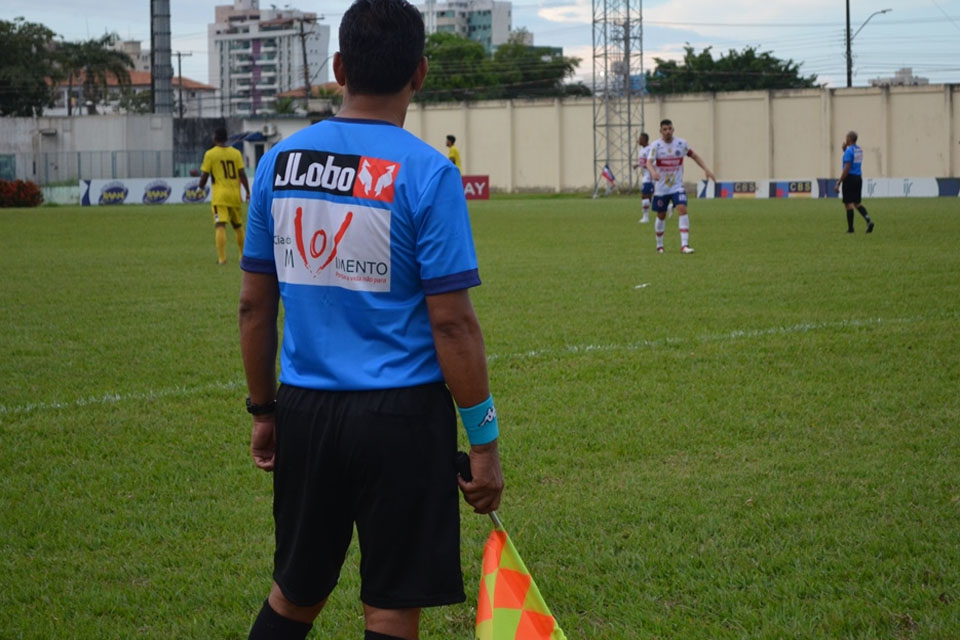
xmin=238 ymin=1 xmax=503 ymax=638
xmin=834 ymin=130 xmax=875 ymax=233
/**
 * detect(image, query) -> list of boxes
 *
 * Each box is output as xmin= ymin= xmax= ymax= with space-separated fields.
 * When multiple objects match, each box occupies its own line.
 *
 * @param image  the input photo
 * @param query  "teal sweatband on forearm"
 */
xmin=458 ymin=394 xmax=499 ymax=445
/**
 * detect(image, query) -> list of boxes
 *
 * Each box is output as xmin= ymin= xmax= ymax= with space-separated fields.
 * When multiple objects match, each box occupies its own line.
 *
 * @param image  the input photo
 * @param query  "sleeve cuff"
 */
xmin=423 ymin=268 xmax=481 ymax=295
xmin=240 ymin=256 xmax=276 ymax=274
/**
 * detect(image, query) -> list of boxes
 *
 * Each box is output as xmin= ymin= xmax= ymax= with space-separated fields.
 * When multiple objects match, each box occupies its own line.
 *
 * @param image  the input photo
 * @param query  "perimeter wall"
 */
xmin=406 ymin=84 xmax=960 ymax=191
xmin=5 ymin=84 xmax=959 ymax=194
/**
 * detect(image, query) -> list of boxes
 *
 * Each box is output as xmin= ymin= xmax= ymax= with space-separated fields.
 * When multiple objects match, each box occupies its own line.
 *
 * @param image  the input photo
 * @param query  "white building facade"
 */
xmin=420 ymin=0 xmax=515 ymax=53
xmin=208 ymin=0 xmax=330 ymax=117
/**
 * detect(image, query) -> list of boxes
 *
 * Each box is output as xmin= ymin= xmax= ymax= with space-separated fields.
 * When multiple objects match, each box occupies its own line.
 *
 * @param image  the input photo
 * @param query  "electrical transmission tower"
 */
xmin=592 ymin=0 xmax=644 ymax=195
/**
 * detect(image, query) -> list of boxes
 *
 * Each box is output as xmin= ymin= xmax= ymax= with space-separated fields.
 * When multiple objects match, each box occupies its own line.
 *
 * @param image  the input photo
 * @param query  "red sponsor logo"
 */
xmin=656 ymin=156 xmax=683 ymax=169
xmin=354 ymin=156 xmax=398 ymax=202
xmin=294 ymin=206 xmax=354 ymax=275
xmin=463 ymin=174 xmax=490 ymax=200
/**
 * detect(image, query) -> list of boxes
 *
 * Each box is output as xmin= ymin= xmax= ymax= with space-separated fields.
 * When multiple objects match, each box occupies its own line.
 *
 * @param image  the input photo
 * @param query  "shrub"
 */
xmin=0 ymin=179 xmax=44 ymax=208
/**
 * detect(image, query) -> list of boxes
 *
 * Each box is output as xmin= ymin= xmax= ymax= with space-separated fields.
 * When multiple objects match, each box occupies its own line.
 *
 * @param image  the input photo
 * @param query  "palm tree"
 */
xmin=80 ymin=35 xmax=133 ymax=114
xmin=54 ymin=41 xmax=83 ymax=116
xmin=56 ymin=34 xmax=133 ymax=115
xmin=273 ymin=96 xmax=297 ymax=115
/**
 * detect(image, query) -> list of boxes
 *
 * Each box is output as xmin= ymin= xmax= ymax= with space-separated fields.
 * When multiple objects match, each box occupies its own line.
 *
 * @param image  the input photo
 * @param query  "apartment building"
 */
xmin=208 ymin=0 xmax=330 ymax=116
xmin=421 ymin=0 xmax=520 ymax=53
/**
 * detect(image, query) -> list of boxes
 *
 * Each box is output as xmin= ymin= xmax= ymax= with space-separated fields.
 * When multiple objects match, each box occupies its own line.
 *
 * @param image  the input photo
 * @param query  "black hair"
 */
xmin=639 ymin=132 xmax=649 ymax=142
xmin=339 ymin=0 xmax=425 ymax=95
xmin=447 ymin=134 xmax=456 ymax=144
xmin=213 ymin=127 xmax=228 ymax=143
xmin=848 ymin=130 xmax=858 ymax=143
xmin=660 ymin=119 xmax=672 ymax=127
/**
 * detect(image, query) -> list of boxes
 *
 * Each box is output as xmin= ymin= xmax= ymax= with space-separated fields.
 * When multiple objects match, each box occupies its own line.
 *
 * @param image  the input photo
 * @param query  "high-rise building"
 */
xmin=420 ymin=0 xmax=519 ymax=53
xmin=208 ymin=0 xmax=330 ymax=116
xmin=113 ymin=40 xmax=152 ymax=72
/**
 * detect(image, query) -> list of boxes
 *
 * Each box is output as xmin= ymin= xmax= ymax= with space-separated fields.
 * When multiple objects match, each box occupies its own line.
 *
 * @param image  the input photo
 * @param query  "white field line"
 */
xmin=0 ymin=381 xmax=245 ymax=417
xmin=0 ymin=314 xmax=931 ymax=417
xmin=485 ymin=314 xmax=927 ymax=363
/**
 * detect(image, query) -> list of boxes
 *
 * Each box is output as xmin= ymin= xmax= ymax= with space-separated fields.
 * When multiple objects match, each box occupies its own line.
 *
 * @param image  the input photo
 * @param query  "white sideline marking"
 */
xmin=0 ymin=381 xmax=244 ymax=417
xmin=484 ymin=315 xmax=927 ymax=363
xmin=0 ymin=314 xmax=931 ymax=417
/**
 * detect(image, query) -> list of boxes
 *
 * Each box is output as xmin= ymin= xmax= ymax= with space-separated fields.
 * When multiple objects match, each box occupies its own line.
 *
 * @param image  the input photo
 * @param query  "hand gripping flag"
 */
xmin=601 ymin=164 xmax=616 ymax=185
xmin=475 ymin=514 xmax=566 ymax=640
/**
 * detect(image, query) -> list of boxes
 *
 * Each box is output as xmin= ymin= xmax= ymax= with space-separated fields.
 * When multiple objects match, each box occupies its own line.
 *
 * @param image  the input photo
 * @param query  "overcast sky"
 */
xmin=6 ymin=0 xmax=960 ymax=88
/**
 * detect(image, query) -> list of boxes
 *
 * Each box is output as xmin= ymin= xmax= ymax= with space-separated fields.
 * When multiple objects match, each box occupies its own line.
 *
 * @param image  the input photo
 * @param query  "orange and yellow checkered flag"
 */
xmin=475 ymin=517 xmax=566 ymax=640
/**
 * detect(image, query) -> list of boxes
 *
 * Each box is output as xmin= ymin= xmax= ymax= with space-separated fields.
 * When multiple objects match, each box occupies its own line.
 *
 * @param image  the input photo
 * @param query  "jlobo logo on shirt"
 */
xmin=272 ymin=198 xmax=392 ymax=293
xmin=273 ymin=150 xmax=400 ymax=203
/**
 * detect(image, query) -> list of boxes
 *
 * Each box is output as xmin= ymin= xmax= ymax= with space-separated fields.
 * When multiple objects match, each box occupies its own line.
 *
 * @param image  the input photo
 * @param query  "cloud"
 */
xmin=565 ymin=42 xmax=692 ymax=85
xmin=538 ymin=0 xmax=591 ymax=24
xmin=538 ymin=0 xmax=841 ymax=29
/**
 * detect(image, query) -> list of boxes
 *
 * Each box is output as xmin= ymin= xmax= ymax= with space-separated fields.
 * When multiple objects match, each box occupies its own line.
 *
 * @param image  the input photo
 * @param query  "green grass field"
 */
xmin=1 ymin=196 xmax=958 ymax=639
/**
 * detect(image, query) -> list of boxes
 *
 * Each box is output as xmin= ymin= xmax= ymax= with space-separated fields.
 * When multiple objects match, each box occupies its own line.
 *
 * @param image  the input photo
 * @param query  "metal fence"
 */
xmin=0 ymin=150 xmax=206 ymax=186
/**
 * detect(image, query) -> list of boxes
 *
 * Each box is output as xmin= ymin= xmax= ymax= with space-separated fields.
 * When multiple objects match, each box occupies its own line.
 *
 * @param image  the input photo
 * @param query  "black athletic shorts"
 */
xmin=842 ymin=174 xmax=863 ymax=204
xmin=271 ymin=382 xmax=466 ymax=609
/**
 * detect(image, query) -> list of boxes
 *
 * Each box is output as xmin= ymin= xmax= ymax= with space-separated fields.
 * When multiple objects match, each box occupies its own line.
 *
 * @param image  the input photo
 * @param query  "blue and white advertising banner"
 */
xmin=699 ymin=178 xmax=955 ymax=199
xmin=80 ymin=178 xmax=213 ymax=206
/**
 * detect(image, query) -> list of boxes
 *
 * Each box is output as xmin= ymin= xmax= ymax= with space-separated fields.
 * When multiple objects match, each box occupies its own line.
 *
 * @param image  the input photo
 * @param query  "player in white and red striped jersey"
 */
xmin=647 ymin=119 xmax=716 ymax=254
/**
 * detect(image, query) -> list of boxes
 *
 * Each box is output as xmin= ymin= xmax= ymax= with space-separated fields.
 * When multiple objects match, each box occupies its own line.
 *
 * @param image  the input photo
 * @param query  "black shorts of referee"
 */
xmin=842 ymin=174 xmax=863 ymax=204
xmin=270 ymin=381 xmax=466 ymax=610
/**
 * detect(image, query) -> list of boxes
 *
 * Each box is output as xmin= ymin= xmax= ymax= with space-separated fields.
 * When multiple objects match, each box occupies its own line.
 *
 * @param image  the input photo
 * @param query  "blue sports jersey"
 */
xmin=843 ymin=144 xmax=863 ymax=176
xmin=241 ymin=117 xmax=481 ymax=391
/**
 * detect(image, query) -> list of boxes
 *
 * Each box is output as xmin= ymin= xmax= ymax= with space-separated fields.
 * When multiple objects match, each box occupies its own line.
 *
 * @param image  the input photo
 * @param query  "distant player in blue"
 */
xmin=238 ymin=1 xmax=504 ymax=638
xmin=835 ymin=130 xmax=875 ymax=233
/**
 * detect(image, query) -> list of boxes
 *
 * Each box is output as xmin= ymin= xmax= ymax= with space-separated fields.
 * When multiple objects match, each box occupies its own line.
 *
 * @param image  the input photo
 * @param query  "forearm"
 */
xmin=238 ymin=276 xmax=280 ymax=403
xmin=432 ymin=311 xmax=489 ymax=410
xmin=691 ymin=152 xmax=712 ymax=175
xmin=838 ymin=166 xmax=850 ymax=183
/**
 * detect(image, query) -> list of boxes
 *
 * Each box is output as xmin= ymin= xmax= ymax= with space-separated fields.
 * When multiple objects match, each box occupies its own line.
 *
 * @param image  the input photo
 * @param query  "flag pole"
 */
xmin=488 ymin=511 xmax=504 ymax=530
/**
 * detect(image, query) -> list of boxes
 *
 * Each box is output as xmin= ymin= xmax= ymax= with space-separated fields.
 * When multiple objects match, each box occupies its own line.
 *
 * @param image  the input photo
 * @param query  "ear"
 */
xmin=410 ymin=56 xmax=428 ymax=92
xmin=332 ymin=52 xmax=346 ymax=87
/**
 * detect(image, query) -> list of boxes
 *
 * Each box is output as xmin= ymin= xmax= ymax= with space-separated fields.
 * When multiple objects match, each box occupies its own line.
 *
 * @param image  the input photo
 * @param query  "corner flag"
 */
xmin=475 ymin=515 xmax=566 ymax=640
xmin=601 ymin=164 xmax=616 ymax=185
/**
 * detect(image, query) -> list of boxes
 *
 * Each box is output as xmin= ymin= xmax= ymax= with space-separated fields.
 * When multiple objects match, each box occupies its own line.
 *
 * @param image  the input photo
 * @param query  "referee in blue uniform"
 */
xmin=835 ymin=130 xmax=875 ymax=233
xmin=238 ymin=1 xmax=504 ymax=638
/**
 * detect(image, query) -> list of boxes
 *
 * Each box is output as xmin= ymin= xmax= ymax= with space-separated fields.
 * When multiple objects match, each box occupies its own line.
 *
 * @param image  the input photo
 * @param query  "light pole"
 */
xmin=846 ymin=3 xmax=892 ymax=88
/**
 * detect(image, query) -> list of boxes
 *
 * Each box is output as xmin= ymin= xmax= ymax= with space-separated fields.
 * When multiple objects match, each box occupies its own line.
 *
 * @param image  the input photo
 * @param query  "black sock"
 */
xmin=846 ymin=210 xmax=854 ymax=231
xmin=365 ymin=631 xmax=411 ymax=640
xmin=857 ymin=205 xmax=872 ymax=223
xmin=249 ymin=600 xmax=313 ymax=640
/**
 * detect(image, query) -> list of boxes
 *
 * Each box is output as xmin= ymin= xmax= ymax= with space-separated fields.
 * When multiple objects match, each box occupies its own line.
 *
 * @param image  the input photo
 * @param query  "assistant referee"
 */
xmin=238 ymin=1 xmax=504 ymax=639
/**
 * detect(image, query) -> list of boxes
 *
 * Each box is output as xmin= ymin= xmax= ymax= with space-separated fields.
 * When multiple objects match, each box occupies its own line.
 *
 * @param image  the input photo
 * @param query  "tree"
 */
xmin=490 ymin=40 xmax=580 ymax=99
xmin=646 ymin=45 xmax=818 ymax=94
xmin=0 ymin=18 xmax=59 ymax=117
xmin=116 ymin=89 xmax=152 ymax=114
xmin=273 ymin=96 xmax=297 ymax=115
xmin=420 ymin=33 xmax=496 ymax=102
xmin=54 ymin=34 xmax=134 ymax=115
xmin=419 ymin=32 xmax=586 ymax=102
xmin=72 ymin=34 xmax=134 ymax=114
xmin=55 ymin=40 xmax=84 ymax=116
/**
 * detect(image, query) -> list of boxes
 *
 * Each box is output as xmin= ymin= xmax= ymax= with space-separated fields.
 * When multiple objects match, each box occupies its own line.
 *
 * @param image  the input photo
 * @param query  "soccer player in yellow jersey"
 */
xmin=446 ymin=134 xmax=462 ymax=171
xmin=197 ymin=128 xmax=251 ymax=264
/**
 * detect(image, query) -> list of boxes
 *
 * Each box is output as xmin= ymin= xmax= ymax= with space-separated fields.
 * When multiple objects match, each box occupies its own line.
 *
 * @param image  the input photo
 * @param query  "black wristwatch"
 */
xmin=245 ymin=396 xmax=277 ymax=416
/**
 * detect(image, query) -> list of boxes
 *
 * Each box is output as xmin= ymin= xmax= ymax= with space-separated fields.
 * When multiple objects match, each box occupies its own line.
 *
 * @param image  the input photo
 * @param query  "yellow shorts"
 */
xmin=212 ymin=205 xmax=243 ymax=227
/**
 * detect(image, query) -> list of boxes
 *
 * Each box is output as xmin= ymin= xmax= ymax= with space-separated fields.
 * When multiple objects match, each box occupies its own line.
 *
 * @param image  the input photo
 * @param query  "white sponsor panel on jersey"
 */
xmin=271 ymin=197 xmax=391 ymax=292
